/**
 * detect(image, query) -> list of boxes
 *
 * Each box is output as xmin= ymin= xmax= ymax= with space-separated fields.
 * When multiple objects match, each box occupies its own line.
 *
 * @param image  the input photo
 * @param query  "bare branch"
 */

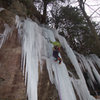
xmin=88 ymin=4 xmax=100 ymax=6
xmin=91 ymin=16 xmax=100 ymax=18
xmin=90 ymin=7 xmax=100 ymax=17
xmin=85 ymin=3 xmax=100 ymax=17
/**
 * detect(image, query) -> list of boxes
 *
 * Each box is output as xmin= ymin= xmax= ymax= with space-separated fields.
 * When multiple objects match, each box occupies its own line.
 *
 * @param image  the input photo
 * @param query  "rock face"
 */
xmin=0 ymin=26 xmax=27 ymax=100
xmin=0 ymin=3 xmax=28 ymax=99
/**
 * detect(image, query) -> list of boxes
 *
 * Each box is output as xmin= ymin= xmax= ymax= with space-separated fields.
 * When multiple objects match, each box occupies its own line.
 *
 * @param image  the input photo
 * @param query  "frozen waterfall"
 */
xmin=15 ymin=16 xmax=100 ymax=100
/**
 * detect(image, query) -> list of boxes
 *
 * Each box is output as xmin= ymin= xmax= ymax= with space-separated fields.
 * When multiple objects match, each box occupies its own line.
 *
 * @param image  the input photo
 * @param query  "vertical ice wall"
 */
xmin=52 ymin=29 xmax=97 ymax=100
xmin=16 ymin=17 xmax=77 ymax=100
xmin=15 ymin=16 xmax=100 ymax=100
xmin=42 ymin=27 xmax=76 ymax=100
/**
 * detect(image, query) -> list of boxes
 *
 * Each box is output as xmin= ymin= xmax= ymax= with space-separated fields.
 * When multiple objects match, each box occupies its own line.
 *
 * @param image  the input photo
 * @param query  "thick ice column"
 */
xmin=21 ymin=19 xmax=43 ymax=100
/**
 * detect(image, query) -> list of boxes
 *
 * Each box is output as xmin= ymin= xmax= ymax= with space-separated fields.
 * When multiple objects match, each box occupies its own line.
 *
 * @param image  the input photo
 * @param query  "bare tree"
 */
xmin=34 ymin=0 xmax=65 ymax=23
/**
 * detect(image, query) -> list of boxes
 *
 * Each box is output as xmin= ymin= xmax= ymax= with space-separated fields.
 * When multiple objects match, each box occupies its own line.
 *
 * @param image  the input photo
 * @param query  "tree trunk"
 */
xmin=41 ymin=1 xmax=48 ymax=24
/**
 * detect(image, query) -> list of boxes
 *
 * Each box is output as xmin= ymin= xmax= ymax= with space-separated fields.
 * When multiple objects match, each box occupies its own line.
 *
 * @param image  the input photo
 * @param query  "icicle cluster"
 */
xmin=15 ymin=16 xmax=100 ymax=100
xmin=52 ymin=29 xmax=98 ymax=100
xmin=18 ymin=18 xmax=43 ymax=100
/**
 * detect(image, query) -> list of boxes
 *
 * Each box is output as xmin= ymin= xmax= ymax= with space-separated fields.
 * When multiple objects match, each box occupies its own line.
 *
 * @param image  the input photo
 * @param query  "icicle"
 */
xmin=76 ymin=53 xmax=96 ymax=82
xmin=90 ymin=54 xmax=100 ymax=69
xmin=15 ymin=15 xmax=24 ymax=42
xmin=88 ymin=56 xmax=100 ymax=84
xmin=0 ymin=24 xmax=12 ymax=48
xmin=15 ymin=15 xmax=23 ymax=29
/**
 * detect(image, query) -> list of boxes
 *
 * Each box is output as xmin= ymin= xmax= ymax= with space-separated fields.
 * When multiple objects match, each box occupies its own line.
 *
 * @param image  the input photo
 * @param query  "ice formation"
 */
xmin=0 ymin=24 xmax=12 ymax=48
xmin=15 ymin=16 xmax=100 ymax=100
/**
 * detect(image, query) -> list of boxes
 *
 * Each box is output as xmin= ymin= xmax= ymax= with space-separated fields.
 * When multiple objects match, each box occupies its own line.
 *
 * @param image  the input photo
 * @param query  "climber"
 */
xmin=50 ymin=40 xmax=62 ymax=64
